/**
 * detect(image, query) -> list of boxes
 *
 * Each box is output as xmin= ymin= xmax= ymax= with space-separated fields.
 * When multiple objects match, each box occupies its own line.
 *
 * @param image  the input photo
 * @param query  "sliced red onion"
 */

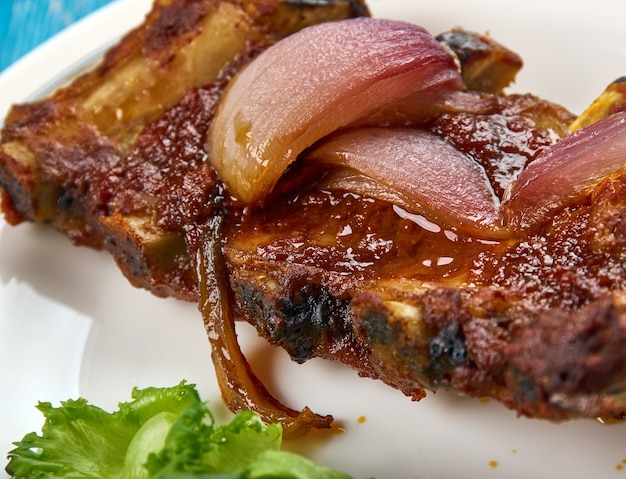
xmin=502 ymin=110 xmax=626 ymax=230
xmin=208 ymin=17 xmax=463 ymax=204
xmin=197 ymin=216 xmax=333 ymax=438
xmin=307 ymin=127 xmax=503 ymax=235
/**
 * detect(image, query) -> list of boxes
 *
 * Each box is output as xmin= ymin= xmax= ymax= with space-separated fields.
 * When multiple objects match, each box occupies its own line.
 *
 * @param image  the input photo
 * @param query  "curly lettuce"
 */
xmin=5 ymin=381 xmax=351 ymax=479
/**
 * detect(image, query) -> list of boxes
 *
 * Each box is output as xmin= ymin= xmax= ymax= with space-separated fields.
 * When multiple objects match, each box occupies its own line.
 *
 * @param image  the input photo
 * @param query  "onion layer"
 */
xmin=208 ymin=17 xmax=463 ymax=204
xmin=197 ymin=215 xmax=333 ymax=438
xmin=502 ymin=110 xmax=626 ymax=230
xmin=307 ymin=127 xmax=502 ymax=235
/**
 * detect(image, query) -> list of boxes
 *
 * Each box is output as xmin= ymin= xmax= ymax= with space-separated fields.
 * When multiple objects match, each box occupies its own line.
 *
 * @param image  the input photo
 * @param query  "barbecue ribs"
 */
xmin=2 ymin=0 xmax=626 ymax=428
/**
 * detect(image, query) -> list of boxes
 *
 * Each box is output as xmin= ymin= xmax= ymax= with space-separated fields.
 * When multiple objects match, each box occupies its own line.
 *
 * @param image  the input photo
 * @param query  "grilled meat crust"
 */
xmin=0 ymin=0 xmax=370 ymax=299
xmin=224 ymin=176 xmax=626 ymax=421
xmin=219 ymin=92 xmax=626 ymax=421
xmin=436 ymin=29 xmax=523 ymax=94
xmin=2 ymin=0 xmax=626 ymax=423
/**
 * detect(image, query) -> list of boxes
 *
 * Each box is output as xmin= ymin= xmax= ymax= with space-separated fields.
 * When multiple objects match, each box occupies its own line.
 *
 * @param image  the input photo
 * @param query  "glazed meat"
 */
xmin=219 ymin=88 xmax=626 ymax=421
xmin=2 ymin=0 xmax=626 ymax=435
xmin=0 ymin=0 xmax=369 ymax=300
xmin=223 ymin=146 xmax=626 ymax=421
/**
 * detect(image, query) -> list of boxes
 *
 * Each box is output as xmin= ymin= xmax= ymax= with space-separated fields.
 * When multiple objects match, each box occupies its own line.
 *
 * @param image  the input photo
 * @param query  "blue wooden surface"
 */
xmin=0 ymin=0 xmax=116 ymax=73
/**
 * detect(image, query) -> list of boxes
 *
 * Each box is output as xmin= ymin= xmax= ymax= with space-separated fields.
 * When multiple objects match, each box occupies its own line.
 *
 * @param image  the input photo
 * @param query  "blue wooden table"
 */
xmin=0 ymin=0 xmax=116 ymax=73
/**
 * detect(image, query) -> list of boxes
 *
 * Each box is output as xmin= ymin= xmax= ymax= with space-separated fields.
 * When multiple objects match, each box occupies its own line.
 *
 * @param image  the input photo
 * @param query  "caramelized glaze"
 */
xmin=226 ymin=92 xmax=626 ymax=313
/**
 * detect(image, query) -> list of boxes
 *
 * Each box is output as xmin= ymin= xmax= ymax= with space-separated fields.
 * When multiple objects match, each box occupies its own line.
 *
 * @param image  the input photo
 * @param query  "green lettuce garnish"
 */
xmin=6 ymin=381 xmax=351 ymax=479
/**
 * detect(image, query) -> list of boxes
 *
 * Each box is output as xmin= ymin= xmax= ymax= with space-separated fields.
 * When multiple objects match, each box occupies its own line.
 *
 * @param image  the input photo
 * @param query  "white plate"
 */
xmin=2 ymin=1 xmax=626 ymax=478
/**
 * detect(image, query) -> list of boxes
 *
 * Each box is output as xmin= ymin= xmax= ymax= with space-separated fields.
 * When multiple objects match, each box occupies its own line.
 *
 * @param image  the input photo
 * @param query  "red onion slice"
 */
xmin=208 ymin=17 xmax=463 ymax=204
xmin=306 ymin=127 xmax=502 ymax=235
xmin=502 ymin=110 xmax=626 ymax=230
xmin=197 ymin=216 xmax=333 ymax=438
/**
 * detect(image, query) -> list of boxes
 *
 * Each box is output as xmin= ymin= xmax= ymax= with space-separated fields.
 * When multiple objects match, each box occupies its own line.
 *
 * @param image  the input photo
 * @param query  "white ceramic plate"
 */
xmin=2 ymin=1 xmax=626 ymax=478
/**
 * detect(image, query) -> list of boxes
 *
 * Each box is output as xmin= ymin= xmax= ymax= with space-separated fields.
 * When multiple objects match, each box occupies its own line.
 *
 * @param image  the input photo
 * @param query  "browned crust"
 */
xmin=2 ymin=0 xmax=626 ymax=423
xmin=227 ymin=254 xmax=626 ymax=421
xmin=0 ymin=0 xmax=370 ymax=299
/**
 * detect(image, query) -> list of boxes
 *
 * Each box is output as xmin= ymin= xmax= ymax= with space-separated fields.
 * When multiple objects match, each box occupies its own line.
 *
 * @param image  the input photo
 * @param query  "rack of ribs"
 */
xmin=2 ymin=0 xmax=626 ymax=434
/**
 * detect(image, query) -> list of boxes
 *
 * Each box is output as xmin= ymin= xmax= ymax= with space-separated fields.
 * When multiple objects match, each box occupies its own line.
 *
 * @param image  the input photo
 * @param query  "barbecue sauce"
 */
xmin=224 ymin=93 xmax=625 ymax=309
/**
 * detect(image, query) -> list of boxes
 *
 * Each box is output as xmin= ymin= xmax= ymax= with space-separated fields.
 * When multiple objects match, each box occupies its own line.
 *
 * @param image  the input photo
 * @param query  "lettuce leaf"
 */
xmin=5 ymin=381 xmax=351 ymax=479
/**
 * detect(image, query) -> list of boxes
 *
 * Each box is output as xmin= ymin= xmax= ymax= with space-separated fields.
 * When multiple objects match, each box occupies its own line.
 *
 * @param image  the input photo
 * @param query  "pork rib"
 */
xmin=223 ymin=173 xmax=626 ymax=420
xmin=2 ymin=0 xmax=626 ymax=426
xmin=0 ymin=0 xmax=370 ymax=300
